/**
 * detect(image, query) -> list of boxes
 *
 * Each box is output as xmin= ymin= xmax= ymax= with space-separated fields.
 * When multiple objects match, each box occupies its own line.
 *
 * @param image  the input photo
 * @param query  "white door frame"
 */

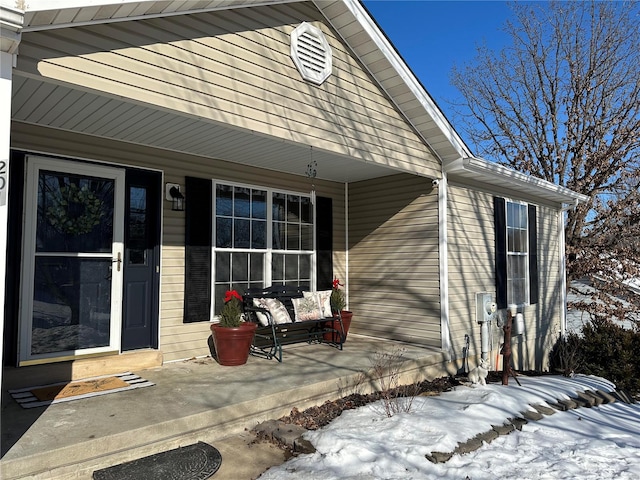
xmin=19 ymin=155 xmax=125 ymax=364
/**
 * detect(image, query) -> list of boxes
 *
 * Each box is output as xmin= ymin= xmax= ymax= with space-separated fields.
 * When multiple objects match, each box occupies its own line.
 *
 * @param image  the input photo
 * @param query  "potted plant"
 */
xmin=325 ymin=278 xmax=353 ymax=343
xmin=210 ymin=290 xmax=257 ymax=366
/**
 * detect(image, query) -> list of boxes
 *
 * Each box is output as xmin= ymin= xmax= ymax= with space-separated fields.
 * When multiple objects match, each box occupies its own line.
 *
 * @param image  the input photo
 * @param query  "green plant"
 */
xmin=550 ymin=319 xmax=640 ymax=395
xmin=579 ymin=318 xmax=640 ymax=395
xmin=330 ymin=278 xmax=346 ymax=313
xmin=218 ymin=290 xmax=243 ymax=327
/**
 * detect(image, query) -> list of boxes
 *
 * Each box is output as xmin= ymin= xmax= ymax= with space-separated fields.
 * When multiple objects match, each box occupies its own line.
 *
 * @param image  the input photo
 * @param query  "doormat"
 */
xmin=9 ymin=372 xmax=154 ymax=408
xmin=92 ymin=441 xmax=222 ymax=480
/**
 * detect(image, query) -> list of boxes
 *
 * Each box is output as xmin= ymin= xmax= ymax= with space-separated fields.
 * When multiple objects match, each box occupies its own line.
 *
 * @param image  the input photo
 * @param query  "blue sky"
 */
xmin=362 ymin=1 xmax=513 ymax=126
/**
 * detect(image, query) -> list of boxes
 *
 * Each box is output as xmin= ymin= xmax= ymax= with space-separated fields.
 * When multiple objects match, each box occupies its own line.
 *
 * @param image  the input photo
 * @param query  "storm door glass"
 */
xmin=22 ymin=157 xmax=125 ymax=361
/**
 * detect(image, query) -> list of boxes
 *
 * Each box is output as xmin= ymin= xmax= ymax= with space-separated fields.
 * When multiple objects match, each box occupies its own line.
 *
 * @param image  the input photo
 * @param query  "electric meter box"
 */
xmin=476 ymin=292 xmax=497 ymax=324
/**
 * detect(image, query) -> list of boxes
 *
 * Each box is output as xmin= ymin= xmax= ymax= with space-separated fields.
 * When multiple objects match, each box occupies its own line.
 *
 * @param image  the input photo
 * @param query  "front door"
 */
xmin=122 ymin=169 xmax=161 ymax=350
xmin=19 ymin=156 xmax=161 ymax=364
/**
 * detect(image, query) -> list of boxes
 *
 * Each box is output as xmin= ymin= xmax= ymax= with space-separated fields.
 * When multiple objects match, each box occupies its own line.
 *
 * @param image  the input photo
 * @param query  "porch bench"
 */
xmin=242 ymin=285 xmax=345 ymax=362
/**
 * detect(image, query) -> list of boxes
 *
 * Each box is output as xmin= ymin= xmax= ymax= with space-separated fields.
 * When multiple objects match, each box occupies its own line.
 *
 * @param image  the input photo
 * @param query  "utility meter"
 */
xmin=476 ymin=292 xmax=497 ymax=324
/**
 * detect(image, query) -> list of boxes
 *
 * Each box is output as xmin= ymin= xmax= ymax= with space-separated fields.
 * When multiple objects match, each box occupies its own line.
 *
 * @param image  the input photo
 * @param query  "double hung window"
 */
xmin=506 ymin=201 xmax=529 ymax=306
xmin=494 ymin=197 xmax=538 ymax=309
xmin=213 ymin=182 xmax=314 ymax=314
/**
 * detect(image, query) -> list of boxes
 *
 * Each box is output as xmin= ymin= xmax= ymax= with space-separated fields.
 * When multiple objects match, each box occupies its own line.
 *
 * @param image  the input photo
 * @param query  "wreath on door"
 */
xmin=45 ymin=183 xmax=105 ymax=235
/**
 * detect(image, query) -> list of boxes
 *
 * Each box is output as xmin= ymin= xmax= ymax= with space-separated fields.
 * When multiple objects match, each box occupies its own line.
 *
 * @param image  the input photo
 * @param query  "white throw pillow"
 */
xmin=261 ymin=298 xmax=292 ymax=324
xmin=303 ymin=290 xmax=332 ymax=317
xmin=292 ymin=296 xmax=323 ymax=321
xmin=252 ymin=298 xmax=271 ymax=326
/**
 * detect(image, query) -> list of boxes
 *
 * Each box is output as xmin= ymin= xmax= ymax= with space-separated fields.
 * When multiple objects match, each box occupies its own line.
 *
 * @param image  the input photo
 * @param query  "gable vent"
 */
xmin=291 ymin=22 xmax=332 ymax=85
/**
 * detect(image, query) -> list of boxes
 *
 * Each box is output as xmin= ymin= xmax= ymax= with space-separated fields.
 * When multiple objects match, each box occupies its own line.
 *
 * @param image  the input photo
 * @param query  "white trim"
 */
xmin=438 ymin=174 xmax=451 ymax=354
xmin=559 ymin=209 xmax=568 ymax=337
xmin=0 ymin=5 xmax=23 ymax=54
xmin=19 ymin=0 xmax=301 ymax=32
xmin=344 ymin=182 xmax=349 ymax=309
xmin=445 ymin=156 xmax=589 ymax=206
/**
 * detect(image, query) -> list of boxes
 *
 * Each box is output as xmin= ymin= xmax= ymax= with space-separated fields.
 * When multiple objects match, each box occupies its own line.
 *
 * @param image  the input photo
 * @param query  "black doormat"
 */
xmin=92 ymin=442 xmax=222 ymax=480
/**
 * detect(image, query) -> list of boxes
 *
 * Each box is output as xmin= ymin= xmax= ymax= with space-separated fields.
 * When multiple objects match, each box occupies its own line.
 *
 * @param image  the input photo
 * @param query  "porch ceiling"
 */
xmin=11 ymin=74 xmax=396 ymax=183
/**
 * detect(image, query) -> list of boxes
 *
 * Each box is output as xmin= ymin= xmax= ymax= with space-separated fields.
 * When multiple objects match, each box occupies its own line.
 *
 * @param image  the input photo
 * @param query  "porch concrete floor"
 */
xmin=1 ymin=335 xmax=447 ymax=480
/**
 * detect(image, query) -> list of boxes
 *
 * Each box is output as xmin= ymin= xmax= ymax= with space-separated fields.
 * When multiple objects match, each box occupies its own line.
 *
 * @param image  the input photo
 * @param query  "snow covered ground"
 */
xmin=259 ymin=375 xmax=640 ymax=480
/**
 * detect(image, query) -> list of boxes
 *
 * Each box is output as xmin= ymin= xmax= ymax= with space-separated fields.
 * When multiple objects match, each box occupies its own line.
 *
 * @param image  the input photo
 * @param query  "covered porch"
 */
xmin=1 ymin=0 xmax=456 ymax=375
xmin=1 ymin=335 xmax=448 ymax=479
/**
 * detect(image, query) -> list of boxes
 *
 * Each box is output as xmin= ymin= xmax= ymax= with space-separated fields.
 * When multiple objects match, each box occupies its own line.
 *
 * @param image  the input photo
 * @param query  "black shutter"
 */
xmin=184 ymin=177 xmax=212 ymax=323
xmin=528 ymin=204 xmax=538 ymax=305
xmin=494 ymin=197 xmax=507 ymax=309
xmin=316 ymin=196 xmax=333 ymax=290
xmin=4 ymin=151 xmax=26 ymax=366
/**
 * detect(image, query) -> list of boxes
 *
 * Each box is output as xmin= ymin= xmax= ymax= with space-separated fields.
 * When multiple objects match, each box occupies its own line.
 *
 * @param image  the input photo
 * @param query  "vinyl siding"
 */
xmin=15 ymin=2 xmax=439 ymax=178
xmin=348 ymin=174 xmax=441 ymax=347
xmin=447 ymin=183 xmax=563 ymax=371
xmin=11 ymin=123 xmax=347 ymax=362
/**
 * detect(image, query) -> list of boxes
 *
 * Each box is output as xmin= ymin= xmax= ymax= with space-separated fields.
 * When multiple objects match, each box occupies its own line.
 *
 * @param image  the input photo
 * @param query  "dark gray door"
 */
xmin=122 ymin=169 xmax=161 ymax=350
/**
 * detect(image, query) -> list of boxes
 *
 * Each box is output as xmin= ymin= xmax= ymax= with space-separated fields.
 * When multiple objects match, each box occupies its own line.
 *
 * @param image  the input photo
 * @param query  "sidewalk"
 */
xmin=1 ymin=336 xmax=447 ymax=479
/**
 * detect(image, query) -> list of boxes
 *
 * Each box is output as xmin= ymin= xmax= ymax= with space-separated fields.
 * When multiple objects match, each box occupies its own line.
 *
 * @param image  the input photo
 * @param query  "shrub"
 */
xmin=549 ymin=332 xmax=583 ymax=377
xmin=550 ymin=319 xmax=640 ymax=394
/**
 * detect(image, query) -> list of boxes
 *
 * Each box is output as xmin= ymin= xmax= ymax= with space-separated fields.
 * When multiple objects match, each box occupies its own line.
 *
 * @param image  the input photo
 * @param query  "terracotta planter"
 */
xmin=323 ymin=310 xmax=353 ymax=344
xmin=211 ymin=322 xmax=257 ymax=366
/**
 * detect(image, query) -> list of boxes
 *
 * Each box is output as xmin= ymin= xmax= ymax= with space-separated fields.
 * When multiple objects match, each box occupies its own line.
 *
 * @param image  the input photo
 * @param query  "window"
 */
xmin=506 ymin=202 xmax=529 ymax=305
xmin=494 ymin=197 xmax=538 ymax=308
xmin=213 ymin=183 xmax=314 ymax=315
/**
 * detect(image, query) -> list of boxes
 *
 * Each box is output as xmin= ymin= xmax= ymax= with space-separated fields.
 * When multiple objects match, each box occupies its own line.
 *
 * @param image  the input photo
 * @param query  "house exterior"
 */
xmin=0 ymin=0 xmax=587 ymax=389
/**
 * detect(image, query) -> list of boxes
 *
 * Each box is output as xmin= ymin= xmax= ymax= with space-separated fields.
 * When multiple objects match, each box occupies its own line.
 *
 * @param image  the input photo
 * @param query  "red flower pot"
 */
xmin=323 ymin=310 xmax=353 ymax=344
xmin=211 ymin=322 xmax=257 ymax=366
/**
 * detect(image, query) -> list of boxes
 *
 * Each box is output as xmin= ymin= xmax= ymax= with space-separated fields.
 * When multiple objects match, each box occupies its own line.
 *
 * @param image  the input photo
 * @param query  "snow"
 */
xmin=567 ymin=280 xmax=639 ymax=333
xmin=259 ymin=375 xmax=640 ymax=480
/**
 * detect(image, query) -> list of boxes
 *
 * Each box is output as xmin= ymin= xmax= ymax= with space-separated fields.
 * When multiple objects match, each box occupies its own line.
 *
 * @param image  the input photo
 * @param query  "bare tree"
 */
xmin=451 ymin=0 xmax=640 ymax=322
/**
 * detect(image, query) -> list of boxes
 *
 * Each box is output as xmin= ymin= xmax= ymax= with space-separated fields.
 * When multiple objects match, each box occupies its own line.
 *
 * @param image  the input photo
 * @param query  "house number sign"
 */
xmin=0 ymin=160 xmax=6 ymax=206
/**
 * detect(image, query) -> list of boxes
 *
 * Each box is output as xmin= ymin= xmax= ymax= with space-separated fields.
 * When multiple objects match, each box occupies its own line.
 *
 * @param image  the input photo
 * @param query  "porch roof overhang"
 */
xmin=2 ymin=0 xmax=472 ymax=183
xmin=444 ymin=156 xmax=590 ymax=207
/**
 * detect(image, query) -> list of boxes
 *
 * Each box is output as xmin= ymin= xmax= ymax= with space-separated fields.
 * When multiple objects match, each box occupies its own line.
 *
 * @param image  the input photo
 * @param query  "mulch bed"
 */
xmin=257 ymin=372 xmax=557 ymax=456
xmin=276 ymin=371 xmax=554 ymax=432
xmin=278 ymin=376 xmax=459 ymax=431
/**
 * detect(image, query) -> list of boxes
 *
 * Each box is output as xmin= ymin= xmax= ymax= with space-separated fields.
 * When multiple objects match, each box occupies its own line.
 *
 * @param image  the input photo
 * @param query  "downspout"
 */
xmin=559 ymin=199 xmax=579 ymax=338
xmin=438 ymin=173 xmax=451 ymax=356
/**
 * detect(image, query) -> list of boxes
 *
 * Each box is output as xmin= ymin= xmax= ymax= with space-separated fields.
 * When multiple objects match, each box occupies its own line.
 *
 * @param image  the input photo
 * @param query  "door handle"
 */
xmin=112 ymin=252 xmax=122 ymax=272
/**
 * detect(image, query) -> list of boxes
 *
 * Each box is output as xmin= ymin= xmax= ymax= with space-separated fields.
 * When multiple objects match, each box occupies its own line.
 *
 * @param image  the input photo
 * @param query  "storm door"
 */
xmin=20 ymin=156 xmax=125 ymax=363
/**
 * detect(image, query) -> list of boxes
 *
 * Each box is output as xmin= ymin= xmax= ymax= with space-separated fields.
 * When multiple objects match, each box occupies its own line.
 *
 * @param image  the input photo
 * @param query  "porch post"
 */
xmin=1 ymin=5 xmax=23 ymax=397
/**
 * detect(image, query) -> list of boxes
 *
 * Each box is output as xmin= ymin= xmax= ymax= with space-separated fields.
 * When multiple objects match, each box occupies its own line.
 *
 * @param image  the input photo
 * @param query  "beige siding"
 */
xmin=446 ymin=186 xmax=495 ymax=366
xmin=11 ymin=123 xmax=347 ymax=362
xmin=348 ymin=174 xmax=441 ymax=347
xmin=447 ymin=184 xmax=563 ymax=371
xmin=16 ymin=3 xmax=439 ymax=178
